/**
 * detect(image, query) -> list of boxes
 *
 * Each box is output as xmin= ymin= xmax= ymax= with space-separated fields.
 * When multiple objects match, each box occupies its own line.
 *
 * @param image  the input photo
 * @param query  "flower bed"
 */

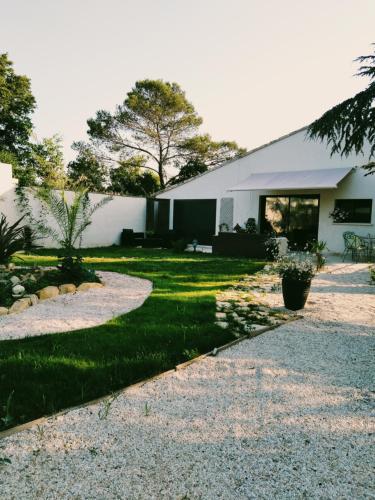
xmin=0 ymin=264 xmax=103 ymax=316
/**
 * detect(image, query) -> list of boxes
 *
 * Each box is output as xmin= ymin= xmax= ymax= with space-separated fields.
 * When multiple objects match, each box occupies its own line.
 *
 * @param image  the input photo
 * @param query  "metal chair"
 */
xmin=342 ymin=231 xmax=365 ymax=262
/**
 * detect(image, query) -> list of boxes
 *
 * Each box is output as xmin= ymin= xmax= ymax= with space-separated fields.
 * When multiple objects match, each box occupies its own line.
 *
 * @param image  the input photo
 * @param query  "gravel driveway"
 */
xmin=1 ymin=263 xmax=374 ymax=499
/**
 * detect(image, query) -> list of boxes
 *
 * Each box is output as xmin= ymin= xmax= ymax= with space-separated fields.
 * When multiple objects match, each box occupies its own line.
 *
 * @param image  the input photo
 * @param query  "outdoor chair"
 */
xmin=342 ymin=231 xmax=366 ymax=262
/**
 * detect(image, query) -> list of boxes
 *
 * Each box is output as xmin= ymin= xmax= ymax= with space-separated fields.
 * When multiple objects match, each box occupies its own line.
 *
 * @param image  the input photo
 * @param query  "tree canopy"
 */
xmin=68 ymin=142 xmax=108 ymax=192
xmin=0 ymin=53 xmax=36 ymax=159
xmin=307 ymin=46 xmax=375 ymax=175
xmin=84 ymin=79 xmax=245 ymax=189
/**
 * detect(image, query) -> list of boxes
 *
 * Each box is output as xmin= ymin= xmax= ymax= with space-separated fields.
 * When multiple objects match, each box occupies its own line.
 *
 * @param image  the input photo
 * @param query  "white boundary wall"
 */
xmin=0 ymin=164 xmax=147 ymax=248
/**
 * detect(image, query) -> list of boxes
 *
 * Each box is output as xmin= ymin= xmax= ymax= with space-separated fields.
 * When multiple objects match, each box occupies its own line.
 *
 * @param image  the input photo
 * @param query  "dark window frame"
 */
xmin=334 ymin=199 xmax=372 ymax=224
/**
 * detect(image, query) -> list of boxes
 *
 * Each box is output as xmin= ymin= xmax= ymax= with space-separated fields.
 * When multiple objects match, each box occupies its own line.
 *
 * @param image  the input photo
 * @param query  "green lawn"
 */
xmin=0 ymin=247 xmax=263 ymax=430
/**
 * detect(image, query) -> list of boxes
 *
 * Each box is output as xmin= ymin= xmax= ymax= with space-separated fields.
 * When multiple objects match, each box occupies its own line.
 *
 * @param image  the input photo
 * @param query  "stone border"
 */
xmin=0 ymin=281 xmax=104 ymax=316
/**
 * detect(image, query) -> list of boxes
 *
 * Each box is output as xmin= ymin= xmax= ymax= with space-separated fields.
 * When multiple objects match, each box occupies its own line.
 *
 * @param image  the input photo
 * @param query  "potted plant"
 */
xmin=276 ymin=253 xmax=316 ymax=310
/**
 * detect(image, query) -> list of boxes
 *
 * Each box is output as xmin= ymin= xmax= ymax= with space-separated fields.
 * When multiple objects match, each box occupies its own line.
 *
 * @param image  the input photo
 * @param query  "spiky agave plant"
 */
xmin=35 ymin=187 xmax=112 ymax=255
xmin=0 ymin=214 xmax=26 ymax=265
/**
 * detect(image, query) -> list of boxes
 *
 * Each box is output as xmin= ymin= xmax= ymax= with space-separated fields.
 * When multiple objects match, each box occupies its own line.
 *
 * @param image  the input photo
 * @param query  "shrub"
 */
xmin=172 ymin=238 xmax=188 ymax=253
xmin=276 ymin=253 xmax=316 ymax=282
xmin=245 ymin=218 xmax=257 ymax=234
xmin=22 ymin=225 xmax=42 ymax=254
xmin=265 ymin=238 xmax=279 ymax=261
xmin=57 ymin=255 xmax=100 ymax=285
xmin=0 ymin=214 xmax=25 ymax=265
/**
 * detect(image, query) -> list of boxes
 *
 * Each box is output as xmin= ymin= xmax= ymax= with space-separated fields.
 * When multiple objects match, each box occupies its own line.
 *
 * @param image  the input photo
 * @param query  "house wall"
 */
xmin=157 ymin=129 xmax=375 ymax=252
xmin=0 ymin=178 xmax=147 ymax=248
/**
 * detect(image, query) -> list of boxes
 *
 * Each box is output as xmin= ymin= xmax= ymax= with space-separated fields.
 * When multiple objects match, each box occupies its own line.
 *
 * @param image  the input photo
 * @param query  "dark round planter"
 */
xmin=282 ymin=277 xmax=311 ymax=310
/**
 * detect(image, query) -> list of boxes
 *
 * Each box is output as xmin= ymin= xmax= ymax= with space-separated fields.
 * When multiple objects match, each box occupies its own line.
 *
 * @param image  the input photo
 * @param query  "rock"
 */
xmin=10 ymin=275 xmax=20 ymax=285
xmin=215 ymin=321 xmax=229 ymax=329
xmin=37 ymin=286 xmax=60 ymax=301
xmin=59 ymin=283 xmax=77 ymax=294
xmin=12 ymin=284 xmax=25 ymax=298
xmin=25 ymin=294 xmax=39 ymax=306
xmin=7 ymin=263 xmax=15 ymax=271
xmin=77 ymin=282 xmax=103 ymax=292
xmin=215 ymin=312 xmax=227 ymax=320
xmin=0 ymin=307 xmax=8 ymax=316
xmin=9 ymin=297 xmax=31 ymax=314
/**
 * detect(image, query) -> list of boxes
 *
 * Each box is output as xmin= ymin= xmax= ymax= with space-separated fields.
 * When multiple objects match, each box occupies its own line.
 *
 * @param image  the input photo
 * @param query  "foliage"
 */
xmin=168 ymin=159 xmax=208 ymax=186
xmin=83 ymin=79 xmax=245 ymax=188
xmin=29 ymin=135 xmax=66 ymax=188
xmin=22 ymin=225 xmax=42 ymax=254
xmin=0 ymin=53 xmax=36 ymax=160
xmin=0 ymin=279 xmax=13 ymax=308
xmin=0 ymin=214 xmax=25 ymax=264
xmin=276 ymin=253 xmax=316 ymax=282
xmin=169 ymin=136 xmax=245 ymax=186
xmin=57 ymin=255 xmax=99 ymax=285
xmin=307 ymin=46 xmax=375 ymax=175
xmin=172 ymin=238 xmax=188 ymax=253
xmin=219 ymin=222 xmax=229 ymax=232
xmin=329 ymin=207 xmax=349 ymax=223
xmin=264 ymin=237 xmax=279 ymax=261
xmin=233 ymin=219 xmax=257 ymax=234
xmin=34 ymin=187 xmax=112 ymax=255
xmin=0 ymin=266 xmax=99 ymax=307
xmin=108 ymin=156 xmax=160 ymax=196
xmin=370 ymin=266 xmax=375 ymax=283
xmin=234 ymin=223 xmax=246 ymax=234
xmin=68 ymin=142 xmax=108 ymax=192
xmin=245 ymin=218 xmax=257 ymax=234
xmin=0 ymin=247 xmax=263 ymax=429
xmin=309 ymin=240 xmax=328 ymax=270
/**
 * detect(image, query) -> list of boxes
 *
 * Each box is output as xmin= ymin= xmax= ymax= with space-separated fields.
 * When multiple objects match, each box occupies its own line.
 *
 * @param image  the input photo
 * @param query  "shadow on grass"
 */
xmin=0 ymin=248 xmax=264 ymax=430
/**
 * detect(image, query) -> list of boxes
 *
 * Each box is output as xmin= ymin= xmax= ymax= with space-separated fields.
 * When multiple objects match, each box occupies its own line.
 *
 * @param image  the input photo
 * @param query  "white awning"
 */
xmin=228 ymin=167 xmax=353 ymax=191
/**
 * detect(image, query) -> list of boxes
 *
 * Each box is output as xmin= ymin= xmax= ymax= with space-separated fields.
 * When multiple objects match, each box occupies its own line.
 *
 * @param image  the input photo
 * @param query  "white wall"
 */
xmin=157 ymin=128 xmax=375 ymax=252
xmin=0 ymin=162 xmax=18 ymax=195
xmin=0 ymin=181 xmax=147 ymax=248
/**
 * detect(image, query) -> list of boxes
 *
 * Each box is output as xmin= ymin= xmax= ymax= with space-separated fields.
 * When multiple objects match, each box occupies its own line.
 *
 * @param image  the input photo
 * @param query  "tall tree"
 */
xmin=30 ymin=135 xmax=66 ymax=188
xmin=85 ymin=79 xmax=245 ymax=188
xmin=68 ymin=142 xmax=108 ymax=192
xmin=0 ymin=53 xmax=36 ymax=159
xmin=109 ymin=156 xmax=160 ymax=196
xmin=169 ymin=134 xmax=246 ymax=185
xmin=308 ymin=46 xmax=375 ymax=175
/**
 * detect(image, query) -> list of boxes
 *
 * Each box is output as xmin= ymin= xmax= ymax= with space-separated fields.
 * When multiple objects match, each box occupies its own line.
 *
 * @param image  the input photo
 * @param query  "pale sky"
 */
xmin=1 ymin=0 xmax=374 ymax=162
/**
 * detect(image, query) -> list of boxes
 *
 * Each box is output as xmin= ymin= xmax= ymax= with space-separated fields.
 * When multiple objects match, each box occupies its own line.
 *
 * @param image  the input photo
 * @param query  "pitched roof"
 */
xmin=156 ymin=125 xmax=309 ymax=196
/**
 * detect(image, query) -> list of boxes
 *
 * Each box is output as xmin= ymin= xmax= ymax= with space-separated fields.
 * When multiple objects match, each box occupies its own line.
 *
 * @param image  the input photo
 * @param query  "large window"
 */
xmin=334 ymin=199 xmax=372 ymax=223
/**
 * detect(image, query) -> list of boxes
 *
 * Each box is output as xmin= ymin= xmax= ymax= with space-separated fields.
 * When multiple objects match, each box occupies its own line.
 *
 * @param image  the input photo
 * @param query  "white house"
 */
xmin=156 ymin=127 xmax=375 ymax=253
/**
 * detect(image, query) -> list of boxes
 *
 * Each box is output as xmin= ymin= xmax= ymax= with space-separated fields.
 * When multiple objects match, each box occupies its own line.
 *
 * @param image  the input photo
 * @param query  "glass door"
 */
xmin=260 ymin=195 xmax=319 ymax=249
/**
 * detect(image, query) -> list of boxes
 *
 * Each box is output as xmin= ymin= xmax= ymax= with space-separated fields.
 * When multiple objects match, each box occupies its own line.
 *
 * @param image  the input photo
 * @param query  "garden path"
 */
xmin=0 ymin=271 xmax=152 ymax=340
xmin=1 ymin=263 xmax=374 ymax=499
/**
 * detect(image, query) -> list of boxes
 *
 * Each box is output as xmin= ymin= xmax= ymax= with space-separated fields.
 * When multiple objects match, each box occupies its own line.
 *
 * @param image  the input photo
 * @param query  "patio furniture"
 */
xmin=342 ymin=231 xmax=367 ymax=262
xmin=359 ymin=234 xmax=375 ymax=262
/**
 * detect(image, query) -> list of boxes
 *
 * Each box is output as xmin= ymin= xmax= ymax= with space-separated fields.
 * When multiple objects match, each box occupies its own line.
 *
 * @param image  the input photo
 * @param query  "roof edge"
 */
xmin=155 ymin=125 xmax=309 ymax=196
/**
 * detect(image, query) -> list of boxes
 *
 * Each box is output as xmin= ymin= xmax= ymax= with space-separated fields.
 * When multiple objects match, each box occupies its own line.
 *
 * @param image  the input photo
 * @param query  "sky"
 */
xmin=1 ymin=0 xmax=374 ymax=163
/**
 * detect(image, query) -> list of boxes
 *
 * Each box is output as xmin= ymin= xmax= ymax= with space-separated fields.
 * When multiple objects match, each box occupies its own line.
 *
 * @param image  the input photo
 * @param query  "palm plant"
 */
xmin=0 ymin=214 xmax=26 ymax=265
xmin=36 ymin=188 xmax=111 ymax=255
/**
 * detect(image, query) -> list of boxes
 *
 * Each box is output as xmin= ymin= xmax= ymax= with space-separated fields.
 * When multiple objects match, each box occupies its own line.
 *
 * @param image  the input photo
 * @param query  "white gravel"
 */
xmin=0 ymin=271 xmax=152 ymax=341
xmin=1 ymin=263 xmax=374 ymax=499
